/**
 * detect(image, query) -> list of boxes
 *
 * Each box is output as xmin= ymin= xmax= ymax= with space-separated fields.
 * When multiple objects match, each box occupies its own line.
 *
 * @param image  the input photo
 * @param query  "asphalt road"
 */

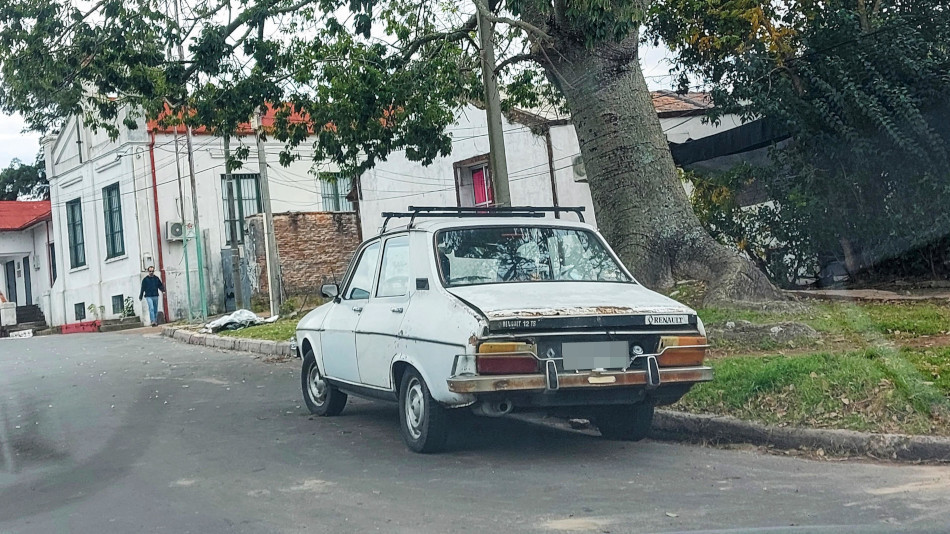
xmin=1 ymin=333 xmax=949 ymax=534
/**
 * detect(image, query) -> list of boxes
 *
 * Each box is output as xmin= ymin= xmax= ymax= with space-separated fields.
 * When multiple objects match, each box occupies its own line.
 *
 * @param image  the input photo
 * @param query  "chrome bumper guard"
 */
xmin=447 ymin=365 xmax=713 ymax=395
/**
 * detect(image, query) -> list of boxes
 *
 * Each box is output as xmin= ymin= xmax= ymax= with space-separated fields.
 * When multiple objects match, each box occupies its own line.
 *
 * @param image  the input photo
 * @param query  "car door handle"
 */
xmin=351 ymin=306 xmax=363 ymax=313
xmin=390 ymin=307 xmax=404 ymax=313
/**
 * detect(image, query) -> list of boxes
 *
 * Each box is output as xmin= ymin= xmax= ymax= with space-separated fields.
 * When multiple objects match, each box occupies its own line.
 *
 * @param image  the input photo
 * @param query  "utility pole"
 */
xmin=184 ymin=125 xmax=209 ymax=320
xmin=172 ymin=0 xmax=207 ymax=319
xmin=174 ymin=130 xmax=195 ymax=320
xmin=223 ymin=135 xmax=245 ymax=311
xmin=476 ymin=1 xmax=511 ymax=206
xmin=253 ymin=108 xmax=282 ymax=316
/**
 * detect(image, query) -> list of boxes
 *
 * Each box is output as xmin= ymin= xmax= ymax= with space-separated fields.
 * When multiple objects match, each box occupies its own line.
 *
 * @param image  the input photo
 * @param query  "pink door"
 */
xmin=472 ymin=168 xmax=494 ymax=206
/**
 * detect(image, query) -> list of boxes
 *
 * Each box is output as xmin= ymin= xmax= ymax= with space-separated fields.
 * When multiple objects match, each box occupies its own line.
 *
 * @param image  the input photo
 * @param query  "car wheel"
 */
xmin=399 ymin=368 xmax=450 ymax=453
xmin=594 ymin=403 xmax=654 ymax=441
xmin=301 ymin=349 xmax=347 ymax=416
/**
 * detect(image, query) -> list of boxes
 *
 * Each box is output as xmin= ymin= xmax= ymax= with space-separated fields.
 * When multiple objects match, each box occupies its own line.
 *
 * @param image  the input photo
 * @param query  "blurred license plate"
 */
xmin=561 ymin=341 xmax=629 ymax=370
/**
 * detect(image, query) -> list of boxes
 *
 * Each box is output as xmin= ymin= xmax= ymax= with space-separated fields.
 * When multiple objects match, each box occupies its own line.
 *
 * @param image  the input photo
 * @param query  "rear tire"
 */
xmin=399 ymin=368 xmax=450 ymax=453
xmin=594 ymin=403 xmax=654 ymax=441
xmin=302 ymin=349 xmax=347 ymax=416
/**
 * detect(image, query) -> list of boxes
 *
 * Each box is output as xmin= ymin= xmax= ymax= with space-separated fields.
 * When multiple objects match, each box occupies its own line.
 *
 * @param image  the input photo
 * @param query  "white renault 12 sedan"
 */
xmin=296 ymin=207 xmax=712 ymax=453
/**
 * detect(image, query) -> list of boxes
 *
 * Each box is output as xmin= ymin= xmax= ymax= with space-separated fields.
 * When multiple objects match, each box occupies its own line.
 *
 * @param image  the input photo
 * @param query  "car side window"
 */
xmin=344 ymin=242 xmax=380 ymax=300
xmin=376 ymin=235 xmax=410 ymax=298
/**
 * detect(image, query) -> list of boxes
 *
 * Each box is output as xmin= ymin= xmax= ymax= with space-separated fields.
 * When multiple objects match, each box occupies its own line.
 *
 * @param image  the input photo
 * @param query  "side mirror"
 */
xmin=321 ymin=284 xmax=339 ymax=299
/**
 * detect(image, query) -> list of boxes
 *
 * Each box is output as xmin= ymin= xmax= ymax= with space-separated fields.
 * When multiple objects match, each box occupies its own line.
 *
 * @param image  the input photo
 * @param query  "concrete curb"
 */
xmin=161 ymin=326 xmax=295 ymax=358
xmin=652 ymin=409 xmax=950 ymax=463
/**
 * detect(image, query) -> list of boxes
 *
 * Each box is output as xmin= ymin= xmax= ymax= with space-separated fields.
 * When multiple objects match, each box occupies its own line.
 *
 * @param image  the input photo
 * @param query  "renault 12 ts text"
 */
xmin=296 ymin=207 xmax=713 ymax=453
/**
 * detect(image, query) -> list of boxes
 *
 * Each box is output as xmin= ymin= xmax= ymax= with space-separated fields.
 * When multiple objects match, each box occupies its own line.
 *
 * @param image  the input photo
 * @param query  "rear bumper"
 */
xmin=447 ymin=366 xmax=713 ymax=394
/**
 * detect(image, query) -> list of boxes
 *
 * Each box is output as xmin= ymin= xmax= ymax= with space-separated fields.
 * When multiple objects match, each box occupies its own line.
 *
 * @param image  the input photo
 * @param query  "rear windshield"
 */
xmin=435 ymin=226 xmax=632 ymax=287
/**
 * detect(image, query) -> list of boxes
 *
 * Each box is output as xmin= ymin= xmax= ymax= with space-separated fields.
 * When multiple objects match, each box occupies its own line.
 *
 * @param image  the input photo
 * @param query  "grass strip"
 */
xmin=218 ymin=319 xmax=297 ymax=342
xmin=678 ymin=348 xmax=950 ymax=436
xmin=699 ymin=301 xmax=950 ymax=340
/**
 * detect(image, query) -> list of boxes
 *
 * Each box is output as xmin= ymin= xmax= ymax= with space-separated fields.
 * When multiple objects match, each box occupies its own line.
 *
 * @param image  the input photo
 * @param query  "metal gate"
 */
xmin=220 ymin=249 xmax=253 ymax=312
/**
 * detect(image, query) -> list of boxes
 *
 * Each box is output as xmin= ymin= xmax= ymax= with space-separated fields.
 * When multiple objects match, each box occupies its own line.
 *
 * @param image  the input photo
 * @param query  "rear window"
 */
xmin=435 ymin=226 xmax=631 ymax=287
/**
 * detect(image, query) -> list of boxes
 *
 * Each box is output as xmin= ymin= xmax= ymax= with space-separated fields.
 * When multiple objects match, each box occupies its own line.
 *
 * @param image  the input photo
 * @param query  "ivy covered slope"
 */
xmin=650 ymin=0 xmax=950 ymax=284
xmin=0 ymin=0 xmax=783 ymax=305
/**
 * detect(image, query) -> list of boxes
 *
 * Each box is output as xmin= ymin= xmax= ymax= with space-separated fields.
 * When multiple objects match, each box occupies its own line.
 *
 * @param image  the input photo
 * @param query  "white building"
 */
xmin=357 ymin=91 xmax=742 ymax=233
xmin=0 ymin=201 xmax=54 ymax=320
xmin=42 ymin=111 xmax=348 ymax=326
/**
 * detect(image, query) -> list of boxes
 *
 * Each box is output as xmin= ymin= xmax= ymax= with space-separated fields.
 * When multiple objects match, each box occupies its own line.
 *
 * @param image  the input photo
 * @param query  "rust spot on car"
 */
xmin=484 ymin=306 xmax=691 ymax=319
xmin=468 ymin=334 xmax=478 ymax=346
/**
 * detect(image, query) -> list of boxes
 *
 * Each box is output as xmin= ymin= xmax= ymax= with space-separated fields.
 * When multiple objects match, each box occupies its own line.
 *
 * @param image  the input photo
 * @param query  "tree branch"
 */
xmin=398 ymin=15 xmax=478 ymax=61
xmin=473 ymin=0 xmax=553 ymax=43
xmin=273 ymin=0 xmax=322 ymax=16
xmin=494 ymin=52 xmax=536 ymax=74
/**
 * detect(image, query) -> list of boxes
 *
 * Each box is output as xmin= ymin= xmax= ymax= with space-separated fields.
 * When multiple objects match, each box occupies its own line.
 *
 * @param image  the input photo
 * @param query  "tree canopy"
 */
xmin=0 ymin=154 xmax=46 ymax=200
xmin=649 ymin=0 xmax=950 ymax=281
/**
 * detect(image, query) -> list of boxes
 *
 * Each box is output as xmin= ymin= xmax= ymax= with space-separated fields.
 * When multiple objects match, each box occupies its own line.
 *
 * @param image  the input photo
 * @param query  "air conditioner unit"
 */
xmin=166 ymin=221 xmax=185 ymax=241
xmin=572 ymin=155 xmax=588 ymax=183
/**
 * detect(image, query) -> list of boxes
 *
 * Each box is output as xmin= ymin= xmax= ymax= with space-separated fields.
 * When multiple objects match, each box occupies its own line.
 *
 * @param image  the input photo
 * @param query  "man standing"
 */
xmin=140 ymin=266 xmax=165 ymax=327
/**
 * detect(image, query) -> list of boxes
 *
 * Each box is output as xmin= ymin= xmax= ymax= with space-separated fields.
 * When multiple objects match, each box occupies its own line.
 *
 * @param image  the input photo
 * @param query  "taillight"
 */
xmin=657 ymin=336 xmax=707 ymax=367
xmin=476 ymin=342 xmax=539 ymax=375
xmin=476 ymin=354 xmax=539 ymax=374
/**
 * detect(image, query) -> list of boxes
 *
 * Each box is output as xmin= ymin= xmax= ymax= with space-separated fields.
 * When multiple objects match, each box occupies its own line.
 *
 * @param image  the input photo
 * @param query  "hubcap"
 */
xmin=404 ymin=377 xmax=425 ymax=440
xmin=307 ymin=365 xmax=327 ymax=406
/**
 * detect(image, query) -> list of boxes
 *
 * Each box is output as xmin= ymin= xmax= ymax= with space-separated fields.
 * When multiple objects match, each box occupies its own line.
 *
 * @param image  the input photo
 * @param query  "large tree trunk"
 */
xmin=536 ymin=31 xmax=782 ymax=305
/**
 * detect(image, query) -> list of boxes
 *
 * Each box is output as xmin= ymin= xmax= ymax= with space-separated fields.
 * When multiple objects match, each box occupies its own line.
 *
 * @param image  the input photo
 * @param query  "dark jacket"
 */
xmin=140 ymin=275 xmax=165 ymax=299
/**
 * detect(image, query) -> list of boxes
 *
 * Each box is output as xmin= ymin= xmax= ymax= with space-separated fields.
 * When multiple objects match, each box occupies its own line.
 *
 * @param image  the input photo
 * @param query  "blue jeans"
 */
xmin=145 ymin=296 xmax=159 ymax=324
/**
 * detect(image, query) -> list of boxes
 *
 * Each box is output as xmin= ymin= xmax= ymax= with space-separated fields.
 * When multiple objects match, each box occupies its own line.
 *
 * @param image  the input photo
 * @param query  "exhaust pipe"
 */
xmin=472 ymin=399 xmax=514 ymax=417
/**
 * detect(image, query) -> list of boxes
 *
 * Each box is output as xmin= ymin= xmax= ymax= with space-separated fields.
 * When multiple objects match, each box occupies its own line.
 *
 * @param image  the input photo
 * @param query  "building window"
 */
xmin=49 ymin=243 xmax=57 ymax=282
xmin=103 ymin=183 xmax=125 ymax=258
xmin=454 ymin=156 xmax=493 ymax=208
xmin=221 ymin=174 xmax=262 ymax=245
xmin=320 ymin=172 xmax=353 ymax=212
xmin=75 ymin=302 xmax=86 ymax=321
xmin=66 ymin=198 xmax=86 ymax=268
xmin=112 ymin=294 xmax=124 ymax=315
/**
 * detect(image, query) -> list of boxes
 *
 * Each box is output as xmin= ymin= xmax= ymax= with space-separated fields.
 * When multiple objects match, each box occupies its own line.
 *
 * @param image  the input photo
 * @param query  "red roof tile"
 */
xmin=651 ymin=91 xmax=713 ymax=117
xmin=0 ymin=200 xmax=52 ymax=232
xmin=147 ymin=104 xmax=311 ymax=135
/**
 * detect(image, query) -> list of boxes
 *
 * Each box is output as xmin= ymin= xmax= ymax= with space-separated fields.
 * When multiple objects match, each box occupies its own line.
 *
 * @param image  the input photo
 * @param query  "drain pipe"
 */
xmin=148 ymin=131 xmax=170 ymax=323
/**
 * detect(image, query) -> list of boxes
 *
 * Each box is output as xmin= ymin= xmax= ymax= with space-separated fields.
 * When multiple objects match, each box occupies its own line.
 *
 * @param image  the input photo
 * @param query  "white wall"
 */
xmin=360 ymin=106 xmax=600 ymax=233
xmin=661 ymin=114 xmax=744 ymax=144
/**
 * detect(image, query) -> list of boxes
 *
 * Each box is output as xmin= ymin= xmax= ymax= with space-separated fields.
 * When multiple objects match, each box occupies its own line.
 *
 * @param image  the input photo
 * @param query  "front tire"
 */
xmin=399 ymin=368 xmax=450 ymax=453
xmin=594 ymin=403 xmax=655 ymax=441
xmin=302 ymin=349 xmax=347 ymax=416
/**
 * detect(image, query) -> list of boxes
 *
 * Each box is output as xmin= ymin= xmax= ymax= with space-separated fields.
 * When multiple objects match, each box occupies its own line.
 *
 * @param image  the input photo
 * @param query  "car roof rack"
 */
xmin=379 ymin=206 xmax=586 ymax=233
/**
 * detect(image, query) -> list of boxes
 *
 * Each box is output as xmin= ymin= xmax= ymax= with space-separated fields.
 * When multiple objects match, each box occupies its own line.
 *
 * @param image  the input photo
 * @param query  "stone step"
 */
xmin=8 ymin=321 xmax=46 ymax=330
xmin=99 ymin=321 xmax=145 ymax=333
xmin=4 ymin=323 xmax=46 ymax=334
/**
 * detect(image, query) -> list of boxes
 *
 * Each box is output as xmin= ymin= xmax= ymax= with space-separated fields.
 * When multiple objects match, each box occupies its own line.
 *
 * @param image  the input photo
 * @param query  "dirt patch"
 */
xmin=901 ymin=335 xmax=950 ymax=349
xmin=708 ymin=320 xmax=820 ymax=348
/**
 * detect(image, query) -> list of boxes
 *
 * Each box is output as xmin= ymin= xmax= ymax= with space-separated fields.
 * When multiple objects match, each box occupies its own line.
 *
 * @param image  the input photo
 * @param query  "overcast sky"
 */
xmin=0 ymin=112 xmax=41 ymax=169
xmin=0 ymin=44 xmax=678 ymax=170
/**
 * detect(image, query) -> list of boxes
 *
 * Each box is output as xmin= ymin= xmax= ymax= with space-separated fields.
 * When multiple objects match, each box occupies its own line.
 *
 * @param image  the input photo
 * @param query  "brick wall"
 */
xmin=246 ymin=212 xmax=362 ymax=297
